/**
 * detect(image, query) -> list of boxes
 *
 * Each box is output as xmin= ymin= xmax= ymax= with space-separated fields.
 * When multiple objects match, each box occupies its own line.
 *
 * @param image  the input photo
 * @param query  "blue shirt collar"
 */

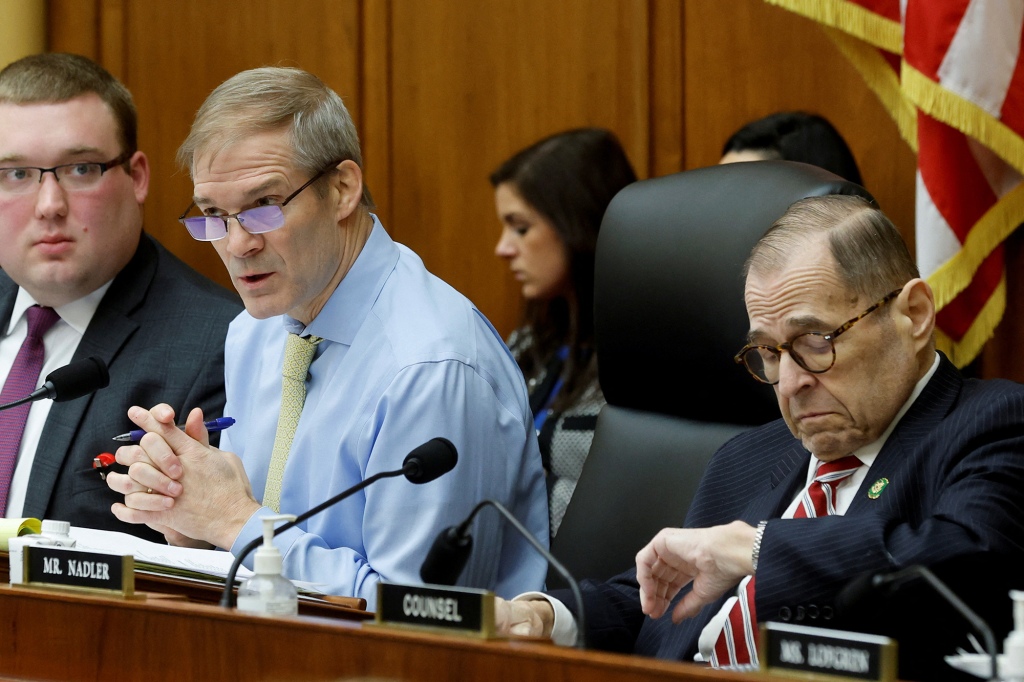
xmin=283 ymin=213 xmax=398 ymax=345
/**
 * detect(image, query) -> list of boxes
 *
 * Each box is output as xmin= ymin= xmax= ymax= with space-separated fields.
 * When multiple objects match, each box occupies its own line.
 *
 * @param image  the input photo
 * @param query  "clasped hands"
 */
xmin=494 ymin=521 xmax=757 ymax=639
xmin=105 ymin=403 xmax=260 ymax=549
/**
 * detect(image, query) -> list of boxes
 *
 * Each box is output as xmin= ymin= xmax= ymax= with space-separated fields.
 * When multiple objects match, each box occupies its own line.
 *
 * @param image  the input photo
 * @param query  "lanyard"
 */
xmin=533 ymin=345 xmax=570 ymax=433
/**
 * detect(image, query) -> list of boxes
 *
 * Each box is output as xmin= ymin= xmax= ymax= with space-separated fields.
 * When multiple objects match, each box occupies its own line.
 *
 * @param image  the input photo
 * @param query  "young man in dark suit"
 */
xmin=497 ymin=194 xmax=1024 ymax=680
xmin=0 ymin=53 xmax=241 ymax=539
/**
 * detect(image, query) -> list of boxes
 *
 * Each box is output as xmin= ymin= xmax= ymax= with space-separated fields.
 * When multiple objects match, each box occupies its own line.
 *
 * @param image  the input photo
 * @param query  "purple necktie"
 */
xmin=0 ymin=305 xmax=61 ymax=514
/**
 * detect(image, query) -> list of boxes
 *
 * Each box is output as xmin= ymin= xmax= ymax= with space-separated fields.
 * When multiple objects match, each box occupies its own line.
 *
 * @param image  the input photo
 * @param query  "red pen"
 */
xmin=92 ymin=452 xmax=116 ymax=479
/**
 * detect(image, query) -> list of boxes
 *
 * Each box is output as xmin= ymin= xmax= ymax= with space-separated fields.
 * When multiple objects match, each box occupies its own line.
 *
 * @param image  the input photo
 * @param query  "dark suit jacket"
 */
xmin=561 ymin=354 xmax=1024 ymax=675
xmin=0 ymin=233 xmax=241 ymax=542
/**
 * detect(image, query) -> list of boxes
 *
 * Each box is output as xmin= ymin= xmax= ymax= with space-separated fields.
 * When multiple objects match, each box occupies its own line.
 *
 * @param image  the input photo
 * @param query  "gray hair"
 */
xmin=744 ymin=195 xmax=919 ymax=301
xmin=177 ymin=66 xmax=372 ymax=206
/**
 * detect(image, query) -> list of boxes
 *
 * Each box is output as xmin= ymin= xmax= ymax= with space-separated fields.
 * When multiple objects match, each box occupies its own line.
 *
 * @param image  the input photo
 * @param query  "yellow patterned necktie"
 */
xmin=263 ymin=333 xmax=323 ymax=512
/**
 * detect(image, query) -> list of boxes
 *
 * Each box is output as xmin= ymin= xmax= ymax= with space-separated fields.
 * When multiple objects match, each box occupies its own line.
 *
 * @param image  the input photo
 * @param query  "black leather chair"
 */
xmin=548 ymin=161 xmax=875 ymax=587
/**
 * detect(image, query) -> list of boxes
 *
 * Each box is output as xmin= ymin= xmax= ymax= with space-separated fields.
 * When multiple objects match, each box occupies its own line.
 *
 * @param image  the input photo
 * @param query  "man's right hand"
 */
xmin=495 ymin=597 xmax=555 ymax=639
xmin=636 ymin=521 xmax=756 ymax=623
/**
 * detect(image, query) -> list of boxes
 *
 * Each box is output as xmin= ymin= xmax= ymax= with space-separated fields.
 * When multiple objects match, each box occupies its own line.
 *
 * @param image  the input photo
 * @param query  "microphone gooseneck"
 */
xmin=220 ymin=437 xmax=459 ymax=608
xmin=0 ymin=356 xmax=110 ymax=412
xmin=419 ymin=499 xmax=588 ymax=649
xmin=839 ymin=565 xmax=998 ymax=682
xmin=875 ymin=566 xmax=998 ymax=682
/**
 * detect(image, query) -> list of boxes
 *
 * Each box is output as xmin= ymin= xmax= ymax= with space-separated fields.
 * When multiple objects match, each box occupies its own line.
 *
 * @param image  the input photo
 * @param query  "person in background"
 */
xmin=491 ymin=128 xmax=637 ymax=538
xmin=0 ymin=53 xmax=240 ymax=537
xmin=108 ymin=66 xmax=548 ymax=608
xmin=719 ymin=111 xmax=863 ymax=185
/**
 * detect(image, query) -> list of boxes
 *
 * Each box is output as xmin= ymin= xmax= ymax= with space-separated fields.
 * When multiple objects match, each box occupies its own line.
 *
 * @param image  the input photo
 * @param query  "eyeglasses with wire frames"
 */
xmin=733 ymin=287 xmax=904 ymax=385
xmin=0 ymin=150 xmax=133 ymax=195
xmin=177 ymin=160 xmax=342 ymax=241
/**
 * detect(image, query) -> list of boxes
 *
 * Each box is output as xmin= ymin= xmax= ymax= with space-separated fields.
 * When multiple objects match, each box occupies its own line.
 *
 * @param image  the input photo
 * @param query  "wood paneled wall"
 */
xmin=46 ymin=0 xmax=1022 ymax=379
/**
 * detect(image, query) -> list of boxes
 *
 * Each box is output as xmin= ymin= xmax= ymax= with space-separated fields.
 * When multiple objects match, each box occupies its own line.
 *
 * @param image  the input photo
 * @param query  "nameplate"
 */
xmin=375 ymin=582 xmax=494 ymax=637
xmin=760 ymin=622 xmax=897 ymax=681
xmin=21 ymin=545 xmax=134 ymax=597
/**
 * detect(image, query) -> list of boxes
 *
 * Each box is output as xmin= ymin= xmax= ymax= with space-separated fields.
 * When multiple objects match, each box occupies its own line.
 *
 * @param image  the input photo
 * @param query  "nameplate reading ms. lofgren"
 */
xmin=760 ymin=622 xmax=898 ymax=681
xmin=22 ymin=545 xmax=134 ymax=596
xmin=375 ymin=582 xmax=495 ymax=637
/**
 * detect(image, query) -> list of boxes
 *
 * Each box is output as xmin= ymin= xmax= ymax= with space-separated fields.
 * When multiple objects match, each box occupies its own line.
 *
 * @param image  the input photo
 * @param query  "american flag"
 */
xmin=766 ymin=0 xmax=1024 ymax=367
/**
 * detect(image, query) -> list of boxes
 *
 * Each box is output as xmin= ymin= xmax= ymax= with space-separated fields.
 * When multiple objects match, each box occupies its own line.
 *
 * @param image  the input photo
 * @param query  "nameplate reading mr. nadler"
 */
xmin=376 ymin=582 xmax=495 ymax=637
xmin=23 ymin=545 xmax=134 ymax=596
xmin=760 ymin=622 xmax=897 ymax=681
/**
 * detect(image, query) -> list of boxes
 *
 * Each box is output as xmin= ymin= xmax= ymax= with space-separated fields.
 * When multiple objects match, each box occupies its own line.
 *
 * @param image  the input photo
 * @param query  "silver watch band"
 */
xmin=751 ymin=520 xmax=768 ymax=573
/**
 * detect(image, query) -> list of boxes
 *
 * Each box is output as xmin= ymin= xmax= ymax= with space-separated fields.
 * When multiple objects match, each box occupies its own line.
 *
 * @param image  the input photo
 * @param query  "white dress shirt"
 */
xmin=1 ymin=284 xmax=110 ymax=517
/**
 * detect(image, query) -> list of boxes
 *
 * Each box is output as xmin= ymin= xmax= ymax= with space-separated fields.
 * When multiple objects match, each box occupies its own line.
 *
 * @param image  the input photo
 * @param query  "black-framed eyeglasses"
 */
xmin=0 ymin=150 xmax=133 ymax=195
xmin=177 ymin=160 xmax=342 ymax=241
xmin=733 ymin=288 xmax=904 ymax=385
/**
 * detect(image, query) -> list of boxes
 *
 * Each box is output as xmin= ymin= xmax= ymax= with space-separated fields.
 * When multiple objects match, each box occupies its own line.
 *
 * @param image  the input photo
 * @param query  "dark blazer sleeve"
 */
xmin=22 ymin=234 xmax=242 ymax=543
xmin=553 ymin=419 xmax=806 ymax=657
xmin=548 ymin=571 xmax=645 ymax=654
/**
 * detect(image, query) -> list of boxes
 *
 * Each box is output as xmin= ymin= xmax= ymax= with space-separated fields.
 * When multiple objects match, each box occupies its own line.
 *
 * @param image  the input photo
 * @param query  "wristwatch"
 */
xmin=751 ymin=520 xmax=768 ymax=572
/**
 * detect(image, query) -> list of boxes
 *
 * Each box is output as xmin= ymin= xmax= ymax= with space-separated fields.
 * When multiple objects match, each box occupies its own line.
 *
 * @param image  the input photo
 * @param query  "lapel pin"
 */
xmin=867 ymin=477 xmax=889 ymax=499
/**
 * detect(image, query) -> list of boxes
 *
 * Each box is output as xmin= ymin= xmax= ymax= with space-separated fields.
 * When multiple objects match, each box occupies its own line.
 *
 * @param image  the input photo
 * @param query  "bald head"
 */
xmin=744 ymin=195 xmax=918 ymax=303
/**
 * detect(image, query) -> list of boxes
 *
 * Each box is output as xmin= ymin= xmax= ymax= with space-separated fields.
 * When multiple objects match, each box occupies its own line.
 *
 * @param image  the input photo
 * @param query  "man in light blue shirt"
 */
xmin=106 ymin=67 xmax=549 ymax=606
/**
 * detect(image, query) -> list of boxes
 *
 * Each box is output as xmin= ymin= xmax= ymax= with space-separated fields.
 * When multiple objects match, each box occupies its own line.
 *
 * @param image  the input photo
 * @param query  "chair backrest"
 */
xmin=548 ymin=161 xmax=875 ymax=586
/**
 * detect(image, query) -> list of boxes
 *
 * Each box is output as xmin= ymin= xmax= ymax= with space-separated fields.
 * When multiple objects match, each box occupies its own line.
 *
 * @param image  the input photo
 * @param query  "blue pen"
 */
xmin=111 ymin=417 xmax=236 ymax=442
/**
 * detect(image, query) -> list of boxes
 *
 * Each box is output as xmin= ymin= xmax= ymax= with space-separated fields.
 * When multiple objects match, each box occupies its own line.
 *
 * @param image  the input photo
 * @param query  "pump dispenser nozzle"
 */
xmin=253 ymin=514 xmax=295 ymax=575
xmin=236 ymin=513 xmax=299 ymax=616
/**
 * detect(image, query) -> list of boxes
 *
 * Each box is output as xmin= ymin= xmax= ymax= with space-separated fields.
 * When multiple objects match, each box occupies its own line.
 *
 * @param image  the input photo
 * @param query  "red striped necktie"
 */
xmin=711 ymin=455 xmax=864 ymax=669
xmin=0 ymin=305 xmax=61 ymax=514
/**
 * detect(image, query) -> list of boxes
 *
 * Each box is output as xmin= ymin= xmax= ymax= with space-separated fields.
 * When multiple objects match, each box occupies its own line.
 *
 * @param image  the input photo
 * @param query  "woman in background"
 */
xmin=719 ymin=111 xmax=864 ymax=185
xmin=491 ymin=128 xmax=637 ymax=538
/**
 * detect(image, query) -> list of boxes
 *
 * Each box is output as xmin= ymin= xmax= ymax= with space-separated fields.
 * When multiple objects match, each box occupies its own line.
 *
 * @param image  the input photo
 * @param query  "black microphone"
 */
xmin=402 ymin=437 xmax=458 ymax=484
xmin=220 ymin=437 xmax=458 ymax=608
xmin=420 ymin=499 xmax=588 ymax=649
xmin=0 ymin=356 xmax=110 ymax=411
xmin=838 ymin=565 xmax=999 ymax=682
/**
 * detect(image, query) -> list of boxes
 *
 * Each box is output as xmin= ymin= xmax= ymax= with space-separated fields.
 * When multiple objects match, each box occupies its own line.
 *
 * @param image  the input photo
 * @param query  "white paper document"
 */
xmin=67 ymin=526 xmax=253 ymax=580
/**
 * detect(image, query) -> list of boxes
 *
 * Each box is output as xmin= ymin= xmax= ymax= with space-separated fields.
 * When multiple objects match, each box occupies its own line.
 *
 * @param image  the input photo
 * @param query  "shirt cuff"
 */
xmin=698 ymin=593 xmax=739 ymax=662
xmin=513 ymin=591 xmax=579 ymax=647
xmin=229 ymin=506 xmax=273 ymax=569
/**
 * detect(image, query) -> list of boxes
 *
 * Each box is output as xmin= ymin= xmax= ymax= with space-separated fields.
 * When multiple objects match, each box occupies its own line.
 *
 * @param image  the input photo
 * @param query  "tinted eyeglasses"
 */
xmin=733 ymin=288 xmax=903 ymax=385
xmin=177 ymin=161 xmax=341 ymax=241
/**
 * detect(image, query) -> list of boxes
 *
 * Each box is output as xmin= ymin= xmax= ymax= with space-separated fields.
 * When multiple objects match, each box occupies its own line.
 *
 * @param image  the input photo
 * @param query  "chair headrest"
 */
xmin=594 ymin=160 xmax=875 ymax=425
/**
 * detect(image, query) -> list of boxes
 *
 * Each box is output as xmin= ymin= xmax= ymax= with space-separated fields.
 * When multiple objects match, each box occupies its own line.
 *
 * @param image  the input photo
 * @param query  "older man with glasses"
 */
xmin=0 ymin=53 xmax=241 ymax=537
xmin=106 ymin=66 xmax=549 ymax=608
xmin=495 ymin=194 xmax=1024 ymax=681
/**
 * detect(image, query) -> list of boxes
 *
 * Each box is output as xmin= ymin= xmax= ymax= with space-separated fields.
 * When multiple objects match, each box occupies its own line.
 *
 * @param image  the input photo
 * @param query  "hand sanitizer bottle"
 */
xmin=236 ymin=514 xmax=299 ymax=616
xmin=1005 ymin=590 xmax=1024 ymax=681
xmin=8 ymin=519 xmax=77 ymax=585
xmin=38 ymin=519 xmax=76 ymax=548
